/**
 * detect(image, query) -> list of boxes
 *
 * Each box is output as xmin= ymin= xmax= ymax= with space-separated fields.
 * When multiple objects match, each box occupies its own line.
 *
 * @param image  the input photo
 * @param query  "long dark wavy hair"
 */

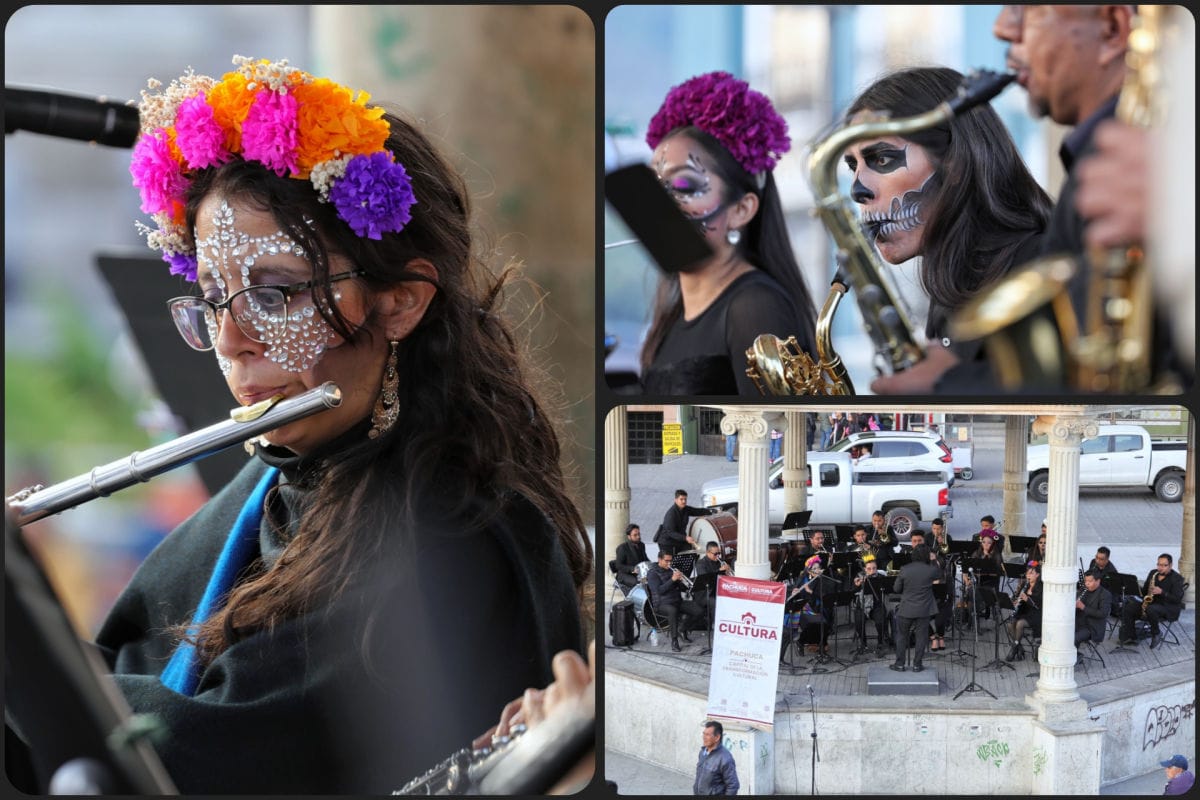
xmin=639 ymin=125 xmax=817 ymax=375
xmin=846 ymin=66 xmax=1052 ymax=323
xmin=180 ymin=110 xmax=592 ymax=663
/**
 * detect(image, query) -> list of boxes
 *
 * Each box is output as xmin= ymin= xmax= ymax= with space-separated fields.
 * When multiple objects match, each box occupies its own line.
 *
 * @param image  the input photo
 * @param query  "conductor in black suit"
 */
xmin=1074 ymin=570 xmax=1112 ymax=646
xmin=614 ymin=524 xmax=648 ymax=593
xmin=891 ymin=543 xmax=940 ymax=673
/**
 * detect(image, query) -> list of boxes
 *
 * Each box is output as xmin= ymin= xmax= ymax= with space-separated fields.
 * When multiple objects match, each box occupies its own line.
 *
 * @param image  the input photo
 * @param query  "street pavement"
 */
xmin=602 ymin=745 xmax=1175 ymax=795
xmin=623 ymin=422 xmax=1186 ymax=572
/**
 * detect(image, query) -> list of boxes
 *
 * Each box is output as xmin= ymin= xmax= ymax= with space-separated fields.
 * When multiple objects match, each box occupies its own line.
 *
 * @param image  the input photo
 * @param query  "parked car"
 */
xmin=825 ymin=430 xmax=956 ymax=484
xmin=1026 ymin=424 xmax=1187 ymax=503
xmin=699 ymin=451 xmax=952 ymax=541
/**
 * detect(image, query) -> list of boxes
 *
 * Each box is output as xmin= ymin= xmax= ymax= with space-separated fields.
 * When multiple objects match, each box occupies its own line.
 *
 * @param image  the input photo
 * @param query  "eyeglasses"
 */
xmin=167 ymin=271 xmax=362 ymax=351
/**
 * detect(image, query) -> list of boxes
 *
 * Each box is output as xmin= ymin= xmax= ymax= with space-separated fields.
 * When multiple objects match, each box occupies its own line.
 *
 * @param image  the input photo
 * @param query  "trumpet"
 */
xmin=7 ymin=383 xmax=343 ymax=527
xmin=673 ymin=568 xmax=694 ymax=590
xmin=950 ymin=6 xmax=1178 ymax=393
xmin=719 ymin=558 xmax=734 ymax=577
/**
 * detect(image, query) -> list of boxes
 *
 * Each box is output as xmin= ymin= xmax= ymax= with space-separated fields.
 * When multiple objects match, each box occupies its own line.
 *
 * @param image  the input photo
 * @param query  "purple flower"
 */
xmin=241 ymin=90 xmax=299 ymax=177
xmin=328 ymin=152 xmax=417 ymax=239
xmin=646 ymin=71 xmax=790 ymax=175
xmin=164 ymin=251 xmax=198 ymax=282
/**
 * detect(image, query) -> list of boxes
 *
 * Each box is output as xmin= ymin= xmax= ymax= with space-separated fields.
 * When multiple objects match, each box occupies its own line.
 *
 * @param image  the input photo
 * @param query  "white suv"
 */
xmin=826 ymin=430 xmax=956 ymax=485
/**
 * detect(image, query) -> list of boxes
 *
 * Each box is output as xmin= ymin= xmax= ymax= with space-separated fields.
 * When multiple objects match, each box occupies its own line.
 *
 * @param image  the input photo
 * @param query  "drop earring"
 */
xmin=726 ymin=228 xmax=741 ymax=246
xmin=368 ymin=340 xmax=400 ymax=439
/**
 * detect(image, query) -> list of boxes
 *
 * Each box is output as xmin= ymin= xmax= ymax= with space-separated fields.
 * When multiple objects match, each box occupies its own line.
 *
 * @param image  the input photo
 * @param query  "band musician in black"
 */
xmin=614 ymin=523 xmax=648 ymax=594
xmin=852 ymin=554 xmax=892 ymax=654
xmin=693 ymin=541 xmax=732 ymax=615
xmin=647 ymin=551 xmax=704 ymax=652
xmin=868 ymin=510 xmax=895 ymax=571
xmin=1074 ymin=570 xmax=1112 ymax=647
xmin=656 ymin=489 xmax=712 ymax=556
xmin=780 ymin=556 xmax=834 ymax=661
xmin=1119 ymin=553 xmax=1185 ymax=649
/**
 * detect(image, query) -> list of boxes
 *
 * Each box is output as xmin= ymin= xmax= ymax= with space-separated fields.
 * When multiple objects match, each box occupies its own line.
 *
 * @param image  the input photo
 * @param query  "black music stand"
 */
xmin=672 ymin=551 xmax=700 ymax=582
xmin=1001 ymin=561 xmax=1026 ymax=596
xmin=692 ymin=573 xmax=719 ymax=655
xmin=952 ymin=574 xmax=996 ymax=701
xmin=964 ymin=558 xmax=1001 ymax=626
xmin=1109 ymin=573 xmax=1144 ymax=652
xmin=947 ymin=540 xmax=976 ymax=557
xmin=5 ymin=514 xmax=177 ymax=794
xmin=829 ymin=551 xmax=858 ymax=588
xmin=979 ymin=587 xmax=1016 ymax=673
xmin=782 ymin=510 xmax=813 ymax=533
xmin=945 ymin=556 xmax=974 ymax=662
xmin=805 ymin=575 xmax=846 ymax=671
xmin=1006 ymin=535 xmax=1037 ymax=561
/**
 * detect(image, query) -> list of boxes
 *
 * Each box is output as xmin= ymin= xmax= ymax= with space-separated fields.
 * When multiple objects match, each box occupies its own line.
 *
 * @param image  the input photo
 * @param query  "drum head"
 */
xmin=690 ymin=512 xmax=738 ymax=554
xmin=634 ymin=560 xmax=653 ymax=582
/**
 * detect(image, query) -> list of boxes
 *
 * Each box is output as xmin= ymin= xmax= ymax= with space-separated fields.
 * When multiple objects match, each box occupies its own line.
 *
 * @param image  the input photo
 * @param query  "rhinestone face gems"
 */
xmin=195 ymin=200 xmax=336 ymax=373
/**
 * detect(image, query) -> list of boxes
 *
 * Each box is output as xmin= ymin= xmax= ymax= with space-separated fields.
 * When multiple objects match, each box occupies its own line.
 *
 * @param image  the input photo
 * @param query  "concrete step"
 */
xmin=866 ymin=663 xmax=940 ymax=695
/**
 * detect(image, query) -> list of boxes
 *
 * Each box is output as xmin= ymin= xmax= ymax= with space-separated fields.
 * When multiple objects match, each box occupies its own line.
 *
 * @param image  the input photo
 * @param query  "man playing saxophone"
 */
xmin=1118 ymin=553 xmax=1185 ymax=648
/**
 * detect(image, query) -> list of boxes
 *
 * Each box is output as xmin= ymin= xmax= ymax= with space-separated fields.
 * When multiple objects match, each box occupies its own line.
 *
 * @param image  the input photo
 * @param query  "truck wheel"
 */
xmin=1028 ymin=472 xmax=1049 ymax=503
xmin=886 ymin=508 xmax=918 ymax=539
xmin=960 ymin=468 xmax=974 ymax=481
xmin=1154 ymin=472 xmax=1184 ymax=503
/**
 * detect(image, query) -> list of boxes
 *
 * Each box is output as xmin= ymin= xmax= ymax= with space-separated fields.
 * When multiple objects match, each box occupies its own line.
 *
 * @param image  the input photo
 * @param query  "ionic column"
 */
xmin=1181 ymin=412 xmax=1195 ymax=607
xmin=1002 ymin=414 xmax=1028 ymax=556
xmin=1030 ymin=414 xmax=1097 ymax=717
xmin=783 ymin=410 xmax=808 ymax=516
xmin=604 ymin=407 xmax=630 ymax=571
xmin=720 ymin=410 xmax=771 ymax=580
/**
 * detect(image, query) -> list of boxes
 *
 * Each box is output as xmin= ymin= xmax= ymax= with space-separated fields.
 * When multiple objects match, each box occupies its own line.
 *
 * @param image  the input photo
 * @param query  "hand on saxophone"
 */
xmin=869 ymin=342 xmax=961 ymax=394
xmin=1074 ymin=120 xmax=1149 ymax=250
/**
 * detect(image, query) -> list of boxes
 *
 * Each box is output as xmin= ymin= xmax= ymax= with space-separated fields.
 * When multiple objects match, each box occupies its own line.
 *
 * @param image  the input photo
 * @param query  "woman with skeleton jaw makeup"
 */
xmin=19 ymin=57 xmax=593 ymax=794
xmin=842 ymin=66 xmax=1052 ymax=394
xmin=639 ymin=71 xmax=818 ymax=396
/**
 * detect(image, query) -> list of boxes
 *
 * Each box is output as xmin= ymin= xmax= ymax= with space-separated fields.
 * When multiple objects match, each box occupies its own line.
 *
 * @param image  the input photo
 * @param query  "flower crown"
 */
xmin=805 ymin=555 xmax=822 ymax=568
xmin=645 ymin=70 xmax=790 ymax=176
xmin=130 ymin=56 xmax=417 ymax=281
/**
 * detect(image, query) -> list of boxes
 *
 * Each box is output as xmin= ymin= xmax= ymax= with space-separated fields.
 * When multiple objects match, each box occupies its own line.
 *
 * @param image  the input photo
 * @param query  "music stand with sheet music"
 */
xmin=1109 ymin=572 xmax=1145 ymax=651
xmin=691 ymin=572 xmax=719 ymax=655
xmin=782 ymin=510 xmax=813 ymax=533
xmin=948 ymin=540 xmax=976 ymax=556
xmin=1006 ymin=535 xmax=1037 ymax=559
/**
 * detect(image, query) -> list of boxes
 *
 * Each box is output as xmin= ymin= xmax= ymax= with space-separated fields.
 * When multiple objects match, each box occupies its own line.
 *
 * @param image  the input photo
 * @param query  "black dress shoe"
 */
xmin=682 ymin=629 xmax=692 ymax=643
xmin=671 ymin=640 xmax=682 ymax=652
xmin=912 ymin=663 xmax=924 ymax=672
xmin=1150 ymin=634 xmax=1160 ymax=649
xmin=889 ymin=663 xmax=906 ymax=672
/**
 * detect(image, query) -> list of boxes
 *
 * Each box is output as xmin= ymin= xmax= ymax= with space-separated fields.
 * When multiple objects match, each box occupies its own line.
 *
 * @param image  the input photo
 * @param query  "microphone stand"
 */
xmin=953 ymin=568 xmax=996 ymax=700
xmin=806 ymin=684 xmax=819 ymax=796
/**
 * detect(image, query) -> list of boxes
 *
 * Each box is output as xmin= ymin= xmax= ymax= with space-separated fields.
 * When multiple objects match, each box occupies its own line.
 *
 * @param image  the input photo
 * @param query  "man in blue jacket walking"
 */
xmin=693 ymin=720 xmax=739 ymax=795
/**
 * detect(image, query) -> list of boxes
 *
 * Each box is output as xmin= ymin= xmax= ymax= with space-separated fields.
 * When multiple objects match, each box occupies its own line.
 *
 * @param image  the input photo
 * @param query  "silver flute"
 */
xmin=6 ymin=383 xmax=342 ymax=527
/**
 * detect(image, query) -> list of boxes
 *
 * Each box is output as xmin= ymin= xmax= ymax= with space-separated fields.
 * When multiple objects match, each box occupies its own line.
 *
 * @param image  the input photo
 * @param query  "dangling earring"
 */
xmin=726 ymin=228 xmax=741 ymax=246
xmin=368 ymin=341 xmax=400 ymax=439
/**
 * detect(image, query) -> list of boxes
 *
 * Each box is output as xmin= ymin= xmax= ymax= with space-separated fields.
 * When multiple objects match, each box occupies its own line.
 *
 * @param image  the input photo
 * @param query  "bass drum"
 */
xmin=634 ymin=560 xmax=654 ymax=583
xmin=626 ymin=583 xmax=652 ymax=626
xmin=690 ymin=512 xmax=739 ymax=558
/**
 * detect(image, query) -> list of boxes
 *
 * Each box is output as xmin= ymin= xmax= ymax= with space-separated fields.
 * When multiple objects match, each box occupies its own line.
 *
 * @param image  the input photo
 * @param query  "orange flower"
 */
xmin=206 ymin=71 xmax=257 ymax=154
xmin=292 ymin=78 xmax=389 ymax=178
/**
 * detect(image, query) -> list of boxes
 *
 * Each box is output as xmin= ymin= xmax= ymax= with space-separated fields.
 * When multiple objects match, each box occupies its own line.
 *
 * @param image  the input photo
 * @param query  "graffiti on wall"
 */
xmin=1143 ymin=700 xmax=1196 ymax=751
xmin=1033 ymin=745 xmax=1048 ymax=776
xmin=976 ymin=739 xmax=1010 ymax=768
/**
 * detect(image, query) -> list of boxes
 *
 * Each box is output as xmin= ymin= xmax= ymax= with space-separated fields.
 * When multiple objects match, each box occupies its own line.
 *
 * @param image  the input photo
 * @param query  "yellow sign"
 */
xmin=662 ymin=423 xmax=683 ymax=455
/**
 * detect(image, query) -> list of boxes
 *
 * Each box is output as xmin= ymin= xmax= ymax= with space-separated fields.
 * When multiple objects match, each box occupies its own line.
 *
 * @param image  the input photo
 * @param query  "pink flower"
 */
xmin=130 ymin=128 xmax=187 ymax=216
xmin=240 ymin=89 xmax=299 ymax=177
xmin=174 ymin=94 xmax=230 ymax=169
xmin=646 ymin=71 xmax=790 ymax=175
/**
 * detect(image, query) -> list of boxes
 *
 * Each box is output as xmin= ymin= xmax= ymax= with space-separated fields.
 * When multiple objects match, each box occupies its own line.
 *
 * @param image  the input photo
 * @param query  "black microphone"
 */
xmin=5 ymin=86 xmax=140 ymax=148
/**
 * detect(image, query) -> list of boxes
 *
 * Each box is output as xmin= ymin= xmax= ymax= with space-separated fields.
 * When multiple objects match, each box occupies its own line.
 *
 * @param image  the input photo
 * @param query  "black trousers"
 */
xmin=895 ymin=615 xmax=930 ymax=665
xmin=1119 ymin=600 xmax=1180 ymax=640
xmin=655 ymin=599 xmax=703 ymax=639
xmin=615 ymin=573 xmax=638 ymax=594
xmin=854 ymin=602 xmax=890 ymax=646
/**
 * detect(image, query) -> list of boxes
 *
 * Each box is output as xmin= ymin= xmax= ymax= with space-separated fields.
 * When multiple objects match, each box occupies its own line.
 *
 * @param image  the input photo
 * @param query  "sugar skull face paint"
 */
xmin=842 ymin=134 xmax=939 ymax=265
xmin=653 ymin=135 xmax=731 ymax=236
xmin=193 ymin=199 xmax=336 ymax=373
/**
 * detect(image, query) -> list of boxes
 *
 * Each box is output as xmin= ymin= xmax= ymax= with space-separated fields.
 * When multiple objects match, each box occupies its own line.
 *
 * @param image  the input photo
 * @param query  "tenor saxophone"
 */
xmin=745 ymin=266 xmax=854 ymax=395
xmin=801 ymin=69 xmax=1017 ymax=383
xmin=950 ymin=5 xmax=1174 ymax=393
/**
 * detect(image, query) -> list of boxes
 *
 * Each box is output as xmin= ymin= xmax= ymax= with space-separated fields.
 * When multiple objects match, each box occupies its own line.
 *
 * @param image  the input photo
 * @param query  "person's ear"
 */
xmin=1096 ymin=5 xmax=1135 ymax=69
xmin=728 ymin=191 xmax=760 ymax=231
xmin=375 ymin=259 xmax=439 ymax=341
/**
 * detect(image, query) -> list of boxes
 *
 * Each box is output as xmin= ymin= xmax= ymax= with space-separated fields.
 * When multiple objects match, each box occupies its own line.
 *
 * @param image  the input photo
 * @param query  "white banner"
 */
xmin=705 ymin=575 xmax=786 ymax=729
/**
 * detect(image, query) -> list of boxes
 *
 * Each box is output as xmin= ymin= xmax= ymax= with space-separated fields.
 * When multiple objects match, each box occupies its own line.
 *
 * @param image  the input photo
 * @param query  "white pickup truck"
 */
xmin=699 ymin=450 xmax=952 ymax=541
xmin=1026 ymin=424 xmax=1188 ymax=503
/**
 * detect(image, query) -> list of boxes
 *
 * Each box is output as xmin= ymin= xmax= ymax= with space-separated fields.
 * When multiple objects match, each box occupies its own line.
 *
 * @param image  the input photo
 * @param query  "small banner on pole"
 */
xmin=705 ymin=575 xmax=785 ymax=729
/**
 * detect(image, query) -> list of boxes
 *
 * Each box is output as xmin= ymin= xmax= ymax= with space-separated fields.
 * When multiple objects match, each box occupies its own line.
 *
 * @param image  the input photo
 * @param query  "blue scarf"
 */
xmin=160 ymin=467 xmax=280 ymax=696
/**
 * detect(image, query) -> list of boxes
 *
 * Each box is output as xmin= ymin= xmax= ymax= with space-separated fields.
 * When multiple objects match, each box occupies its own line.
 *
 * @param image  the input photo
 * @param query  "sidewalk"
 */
xmin=604 ymin=746 xmax=1173 ymax=795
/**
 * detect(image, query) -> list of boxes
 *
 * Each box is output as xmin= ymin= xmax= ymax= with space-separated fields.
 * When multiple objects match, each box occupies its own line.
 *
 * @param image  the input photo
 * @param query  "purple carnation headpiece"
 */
xmin=645 ymin=71 xmax=791 ymax=176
